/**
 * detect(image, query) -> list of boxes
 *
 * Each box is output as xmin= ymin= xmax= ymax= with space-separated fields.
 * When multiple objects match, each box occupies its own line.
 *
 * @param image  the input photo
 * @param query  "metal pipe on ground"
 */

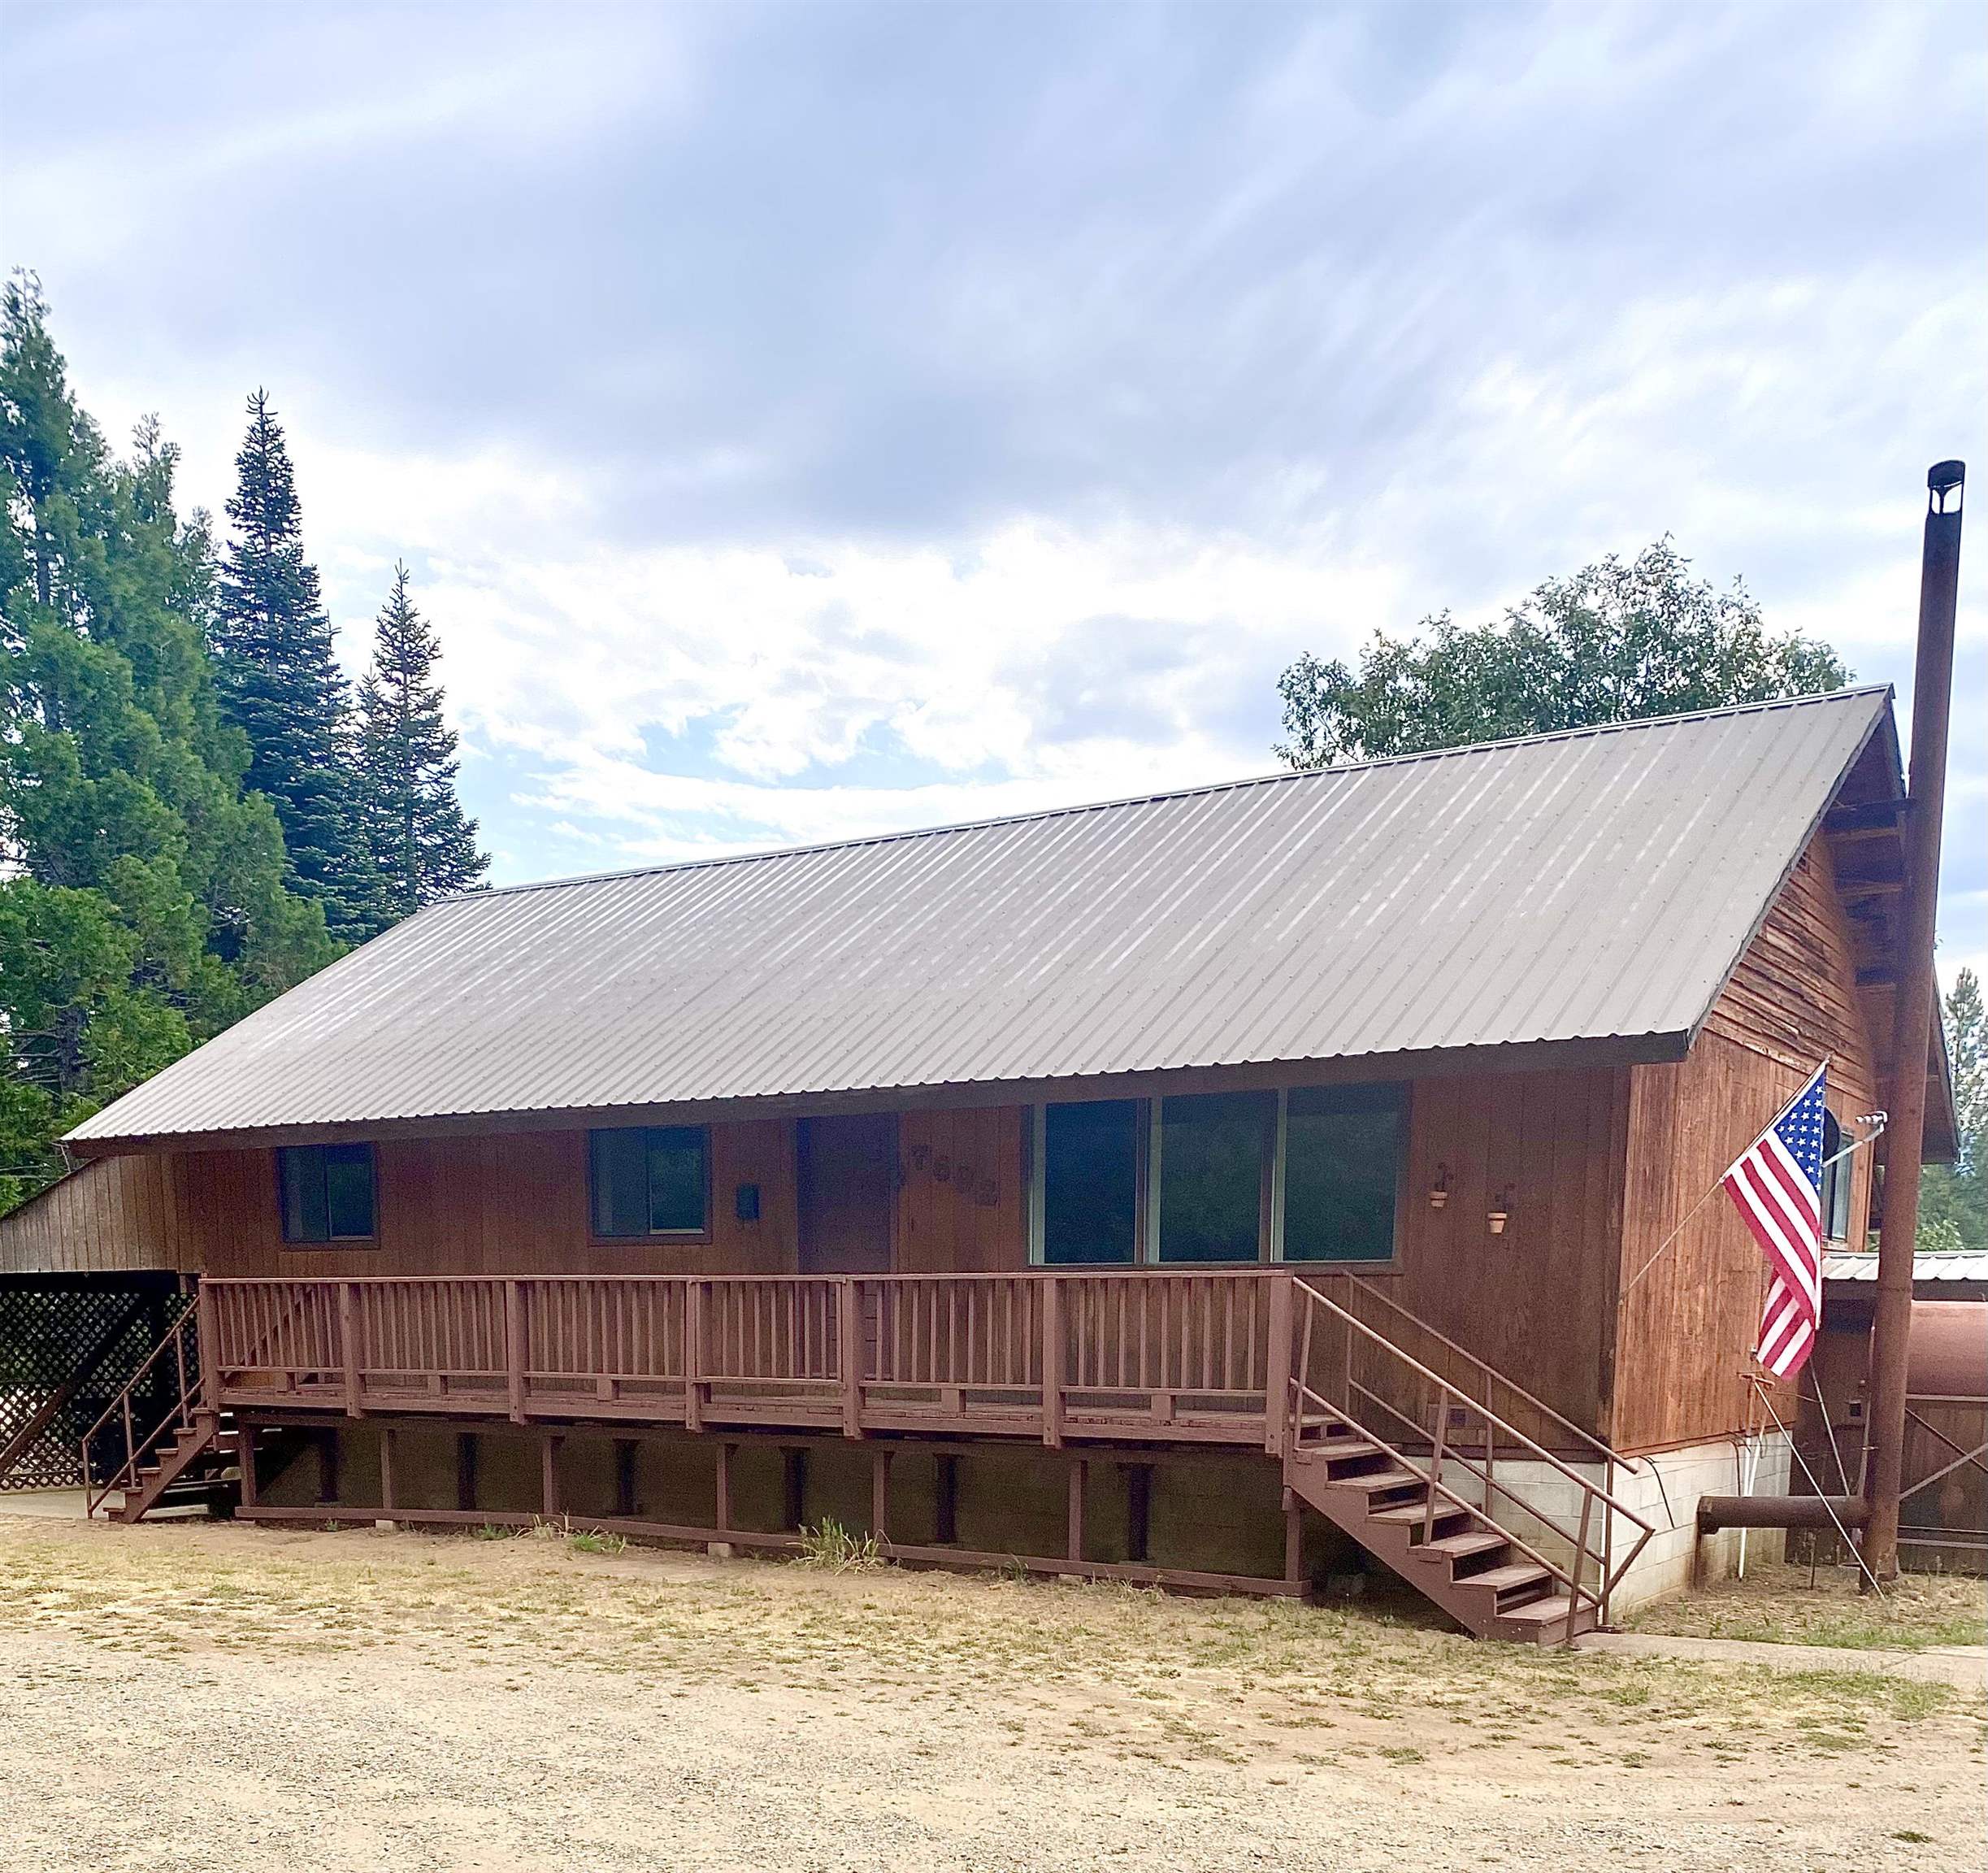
xmin=1697 ymin=1495 xmax=1871 ymax=1535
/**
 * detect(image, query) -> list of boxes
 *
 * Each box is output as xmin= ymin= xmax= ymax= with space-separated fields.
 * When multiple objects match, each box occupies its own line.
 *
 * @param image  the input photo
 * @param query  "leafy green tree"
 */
xmin=1275 ymin=539 xmax=1850 ymax=767
xmin=1919 ymin=967 xmax=1986 ymax=1253
xmin=357 ymin=563 xmax=487 ymax=916
xmin=1 ymin=274 xmax=336 ymax=1210
xmin=212 ymin=389 xmax=384 ymax=942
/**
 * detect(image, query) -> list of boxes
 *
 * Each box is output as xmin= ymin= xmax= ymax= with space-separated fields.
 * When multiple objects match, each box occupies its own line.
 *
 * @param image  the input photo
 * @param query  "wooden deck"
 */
xmin=202 ymin=1270 xmax=1297 ymax=1450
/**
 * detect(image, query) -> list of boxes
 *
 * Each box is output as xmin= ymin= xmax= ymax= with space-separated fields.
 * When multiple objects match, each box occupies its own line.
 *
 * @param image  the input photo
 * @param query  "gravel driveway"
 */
xmin=2 ymin=1517 xmax=1979 ymax=1871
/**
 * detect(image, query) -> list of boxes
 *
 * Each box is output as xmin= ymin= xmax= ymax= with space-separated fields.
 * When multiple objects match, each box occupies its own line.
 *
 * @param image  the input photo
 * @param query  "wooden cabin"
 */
xmin=0 ymin=687 xmax=1955 ymax=1641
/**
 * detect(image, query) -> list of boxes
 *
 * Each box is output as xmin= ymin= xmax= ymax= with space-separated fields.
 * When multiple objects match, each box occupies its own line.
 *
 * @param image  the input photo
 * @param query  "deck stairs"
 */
xmin=1279 ymin=1275 xmax=1652 ymax=1645
xmin=79 ymin=1305 xmax=240 ymax=1523
xmin=1284 ymin=1412 xmax=1596 ymax=1643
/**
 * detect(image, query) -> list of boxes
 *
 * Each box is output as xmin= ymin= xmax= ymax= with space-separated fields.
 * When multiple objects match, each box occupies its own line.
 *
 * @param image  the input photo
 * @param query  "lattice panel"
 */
xmin=0 ymin=1280 xmax=180 ymax=1491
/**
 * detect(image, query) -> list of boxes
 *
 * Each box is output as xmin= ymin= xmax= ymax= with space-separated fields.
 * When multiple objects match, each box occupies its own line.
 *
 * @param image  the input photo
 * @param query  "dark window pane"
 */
xmin=1043 ymin=1100 xmax=1139 ymax=1266
xmin=1284 ymin=1084 xmax=1404 ymax=1263
xmin=646 ymin=1127 xmax=708 ymax=1234
xmin=322 ymin=1144 xmax=375 ymax=1240
xmin=1820 ymin=1110 xmax=1851 ymax=1242
xmin=278 ymin=1145 xmax=328 ymax=1244
xmin=590 ymin=1128 xmax=649 ymax=1239
xmin=1158 ymin=1091 xmax=1271 ymax=1263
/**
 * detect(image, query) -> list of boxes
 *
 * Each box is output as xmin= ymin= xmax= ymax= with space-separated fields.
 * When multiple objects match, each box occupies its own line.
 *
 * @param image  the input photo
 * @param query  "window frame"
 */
xmin=1027 ymin=1084 xmax=1407 ymax=1270
xmin=586 ymin=1123 xmax=714 ymax=1245
xmin=276 ymin=1141 xmax=378 ymax=1248
xmin=1818 ymin=1108 xmax=1853 ymax=1245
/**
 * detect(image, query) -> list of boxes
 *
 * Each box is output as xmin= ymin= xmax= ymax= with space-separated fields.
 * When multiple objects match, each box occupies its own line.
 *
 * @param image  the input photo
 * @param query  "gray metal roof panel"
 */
xmin=67 ymin=686 xmax=1892 ymax=1145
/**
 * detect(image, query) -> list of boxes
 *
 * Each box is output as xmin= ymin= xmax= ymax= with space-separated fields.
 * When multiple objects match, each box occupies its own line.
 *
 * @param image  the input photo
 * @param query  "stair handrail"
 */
xmin=1333 ymin=1271 xmax=1639 ymax=1472
xmin=1289 ymin=1276 xmax=1656 ymax=1627
xmin=77 ymin=1301 xmax=202 ymax=1519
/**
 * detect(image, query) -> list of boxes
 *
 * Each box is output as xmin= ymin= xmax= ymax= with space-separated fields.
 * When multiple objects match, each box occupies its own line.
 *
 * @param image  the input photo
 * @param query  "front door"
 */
xmin=797 ymin=1114 xmax=896 ymax=1273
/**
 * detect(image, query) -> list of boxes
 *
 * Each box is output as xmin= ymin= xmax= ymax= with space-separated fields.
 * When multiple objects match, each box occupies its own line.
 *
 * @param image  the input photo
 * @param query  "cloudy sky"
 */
xmin=3 ymin=2 xmax=1983 ymax=978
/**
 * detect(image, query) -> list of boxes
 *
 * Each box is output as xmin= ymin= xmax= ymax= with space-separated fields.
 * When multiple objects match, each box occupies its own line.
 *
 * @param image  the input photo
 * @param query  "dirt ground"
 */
xmin=1 ymin=1516 xmax=1981 ymax=1872
xmin=1627 ymin=1557 xmax=1986 ymax=1652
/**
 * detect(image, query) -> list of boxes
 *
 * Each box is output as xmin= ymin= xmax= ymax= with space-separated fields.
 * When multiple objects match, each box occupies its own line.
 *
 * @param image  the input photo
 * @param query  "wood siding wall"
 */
xmin=1610 ymin=836 xmax=1881 ymax=1453
xmin=0 ymin=1156 xmax=184 ymax=1276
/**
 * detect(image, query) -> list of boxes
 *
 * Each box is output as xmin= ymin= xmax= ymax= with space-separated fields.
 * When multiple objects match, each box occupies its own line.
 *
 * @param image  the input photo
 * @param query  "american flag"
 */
xmin=1721 ymin=1064 xmax=1829 ymax=1381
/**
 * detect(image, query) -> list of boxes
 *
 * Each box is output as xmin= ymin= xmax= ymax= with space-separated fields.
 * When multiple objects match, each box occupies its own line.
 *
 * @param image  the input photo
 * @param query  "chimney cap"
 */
xmin=1928 ymin=459 xmax=1965 ymax=494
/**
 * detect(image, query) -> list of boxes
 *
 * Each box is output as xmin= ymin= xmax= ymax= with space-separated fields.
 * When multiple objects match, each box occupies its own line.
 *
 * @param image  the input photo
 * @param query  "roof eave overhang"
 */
xmin=63 ymin=1026 xmax=1695 ymax=1159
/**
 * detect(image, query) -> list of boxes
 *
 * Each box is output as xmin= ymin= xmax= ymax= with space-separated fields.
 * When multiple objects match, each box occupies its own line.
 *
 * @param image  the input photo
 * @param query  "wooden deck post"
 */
xmin=1066 ymin=1456 xmax=1087 ymax=1565
xmin=1283 ymin=1485 xmax=1303 ymax=1588
xmin=505 ymin=1280 xmax=527 ymax=1423
xmin=783 ymin=1446 xmax=808 ymax=1530
xmin=339 ymin=1281 xmax=362 ymax=1418
xmin=935 ymin=1453 xmax=958 ymax=1545
xmin=455 ymin=1432 xmax=479 ymax=1512
xmin=870 ymin=1445 xmax=892 ymax=1541
xmin=1041 ymin=1276 xmax=1064 ymax=1449
xmin=1265 ymin=1272 xmax=1294 ymax=1457
xmin=540 ymin=1432 xmax=562 ymax=1520
xmin=1124 ymin=1462 xmax=1151 ymax=1564
xmin=195 ymin=1279 xmax=220 ymax=1411
xmin=685 ymin=1280 xmax=705 ymax=1433
xmin=380 ymin=1428 xmax=398 ymax=1523
xmin=838 ymin=1280 xmax=862 ymax=1439
xmin=236 ymin=1419 xmax=258 ymax=1511
xmin=614 ymin=1439 xmax=637 ymax=1519
xmin=714 ymin=1441 xmax=733 ymax=1535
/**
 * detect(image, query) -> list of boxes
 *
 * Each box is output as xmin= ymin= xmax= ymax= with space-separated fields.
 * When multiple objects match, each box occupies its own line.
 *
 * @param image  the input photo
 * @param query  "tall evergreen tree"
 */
xmin=357 ymin=563 xmax=488 ymax=916
xmin=1920 ymin=967 xmax=1986 ymax=1253
xmin=211 ymin=389 xmax=383 ymax=941
xmin=1 ymin=275 xmax=336 ymax=1210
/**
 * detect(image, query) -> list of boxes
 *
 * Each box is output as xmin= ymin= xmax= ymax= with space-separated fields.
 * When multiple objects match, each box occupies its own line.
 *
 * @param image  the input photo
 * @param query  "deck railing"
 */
xmin=201 ymin=1268 xmax=1621 ymax=1467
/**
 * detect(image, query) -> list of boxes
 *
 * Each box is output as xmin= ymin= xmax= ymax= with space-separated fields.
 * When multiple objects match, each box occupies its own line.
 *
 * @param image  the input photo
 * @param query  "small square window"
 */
xmin=589 ymin=1126 xmax=710 ymax=1239
xmin=277 ymin=1143 xmax=375 ymax=1244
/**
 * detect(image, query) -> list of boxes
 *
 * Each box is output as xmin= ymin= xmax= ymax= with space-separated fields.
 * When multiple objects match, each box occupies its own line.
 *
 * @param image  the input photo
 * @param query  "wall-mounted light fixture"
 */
xmin=1428 ymin=1163 xmax=1452 ymax=1210
xmin=1487 ymin=1185 xmax=1514 ymax=1235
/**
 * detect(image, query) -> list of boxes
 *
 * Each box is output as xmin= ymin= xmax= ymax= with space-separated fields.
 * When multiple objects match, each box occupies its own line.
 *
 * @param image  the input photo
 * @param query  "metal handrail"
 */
xmin=1335 ymin=1271 xmax=1637 ymax=1471
xmin=77 ymin=1302 xmax=201 ymax=1519
xmin=1290 ymin=1276 xmax=1655 ymax=1628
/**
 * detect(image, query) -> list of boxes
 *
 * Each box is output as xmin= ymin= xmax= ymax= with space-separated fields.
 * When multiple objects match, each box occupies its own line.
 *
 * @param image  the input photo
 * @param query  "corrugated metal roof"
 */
xmin=1824 ymin=1250 xmax=1988 ymax=1285
xmin=67 ymin=686 xmax=1892 ymax=1148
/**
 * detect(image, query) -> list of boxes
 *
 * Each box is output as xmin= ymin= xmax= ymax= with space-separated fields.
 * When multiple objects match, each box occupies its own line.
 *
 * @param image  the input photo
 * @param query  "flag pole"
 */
xmin=1862 ymin=460 xmax=1964 ymax=1588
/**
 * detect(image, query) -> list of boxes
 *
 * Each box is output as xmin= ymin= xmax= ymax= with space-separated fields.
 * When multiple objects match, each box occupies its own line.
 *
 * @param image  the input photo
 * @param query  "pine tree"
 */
xmin=211 ymin=389 xmax=384 ymax=942
xmin=1920 ymin=968 xmax=1986 ymax=1252
xmin=1 ymin=275 xmax=337 ymax=1210
xmin=357 ymin=563 xmax=488 ymax=917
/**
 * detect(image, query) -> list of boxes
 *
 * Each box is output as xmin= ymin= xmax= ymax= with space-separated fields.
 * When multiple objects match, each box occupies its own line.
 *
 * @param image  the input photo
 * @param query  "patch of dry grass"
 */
xmin=1630 ymin=1560 xmax=1986 ymax=1653
xmin=1 ymin=1517 xmax=1980 ymax=1778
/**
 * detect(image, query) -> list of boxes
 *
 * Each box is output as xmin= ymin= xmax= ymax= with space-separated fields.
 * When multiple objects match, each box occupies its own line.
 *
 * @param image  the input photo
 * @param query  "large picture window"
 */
xmin=277 ymin=1142 xmax=376 ymax=1244
xmin=1283 ymin=1084 xmax=1404 ymax=1263
xmin=1040 ymin=1099 xmax=1140 ymax=1265
xmin=1156 ymin=1091 xmax=1274 ymax=1263
xmin=589 ymin=1125 xmax=710 ymax=1239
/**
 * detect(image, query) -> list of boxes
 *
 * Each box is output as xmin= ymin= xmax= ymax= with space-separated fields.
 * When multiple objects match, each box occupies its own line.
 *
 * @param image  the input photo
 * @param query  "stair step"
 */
xmin=1369 ymin=1499 xmax=1469 ymax=1527
xmin=1409 ymin=1529 xmax=1507 ymax=1563
xmin=1304 ymin=1436 xmax=1382 ymax=1462
xmin=1458 ymin=1562 xmax=1552 ymax=1595
xmin=1324 ymin=1467 xmax=1423 ymax=1495
xmin=1498 ymin=1594 xmax=1588 ymax=1631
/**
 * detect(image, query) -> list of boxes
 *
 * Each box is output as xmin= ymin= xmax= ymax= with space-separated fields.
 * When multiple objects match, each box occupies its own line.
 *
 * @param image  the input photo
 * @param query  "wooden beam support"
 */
xmin=540 ymin=1432 xmax=562 ymax=1520
xmin=870 ymin=1445 xmax=892 ymax=1541
xmin=455 ymin=1432 xmax=478 ymax=1512
xmin=614 ymin=1438 xmax=637 ymax=1519
xmin=505 ymin=1280 xmax=527 ymax=1424
xmin=379 ymin=1427 xmax=397 ymax=1517
xmin=1124 ymin=1462 xmax=1151 ymax=1565
xmin=1066 ymin=1456 xmax=1087 ymax=1564
xmin=714 ymin=1441 xmax=733 ymax=1535
xmin=1283 ymin=1486 xmax=1303 ymax=1588
xmin=1824 ymin=799 xmax=1908 ymax=837
xmin=237 ymin=1420 xmax=258 ymax=1511
xmin=783 ymin=1446 xmax=808 ymax=1531
xmin=1041 ymin=1276 xmax=1064 ymax=1448
xmin=935 ymin=1453 xmax=958 ymax=1545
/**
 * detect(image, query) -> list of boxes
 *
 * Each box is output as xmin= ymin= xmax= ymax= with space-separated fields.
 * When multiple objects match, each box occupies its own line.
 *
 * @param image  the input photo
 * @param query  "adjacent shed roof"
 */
xmin=68 ymin=686 xmax=1894 ymax=1150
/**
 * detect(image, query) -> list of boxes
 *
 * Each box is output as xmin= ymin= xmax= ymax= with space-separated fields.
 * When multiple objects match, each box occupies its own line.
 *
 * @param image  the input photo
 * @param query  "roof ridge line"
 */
xmin=449 ymin=684 xmax=1893 ymax=906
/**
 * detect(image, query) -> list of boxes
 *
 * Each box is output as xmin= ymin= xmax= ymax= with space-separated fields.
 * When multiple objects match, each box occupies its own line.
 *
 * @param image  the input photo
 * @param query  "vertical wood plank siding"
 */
xmin=0 ymin=1155 xmax=184 ymax=1275
xmin=1610 ymin=836 xmax=1881 ymax=1452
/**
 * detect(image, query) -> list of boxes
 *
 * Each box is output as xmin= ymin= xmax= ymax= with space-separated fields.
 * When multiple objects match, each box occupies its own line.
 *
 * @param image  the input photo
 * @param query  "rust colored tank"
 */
xmin=1908 ymin=1300 xmax=1988 ymax=1399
